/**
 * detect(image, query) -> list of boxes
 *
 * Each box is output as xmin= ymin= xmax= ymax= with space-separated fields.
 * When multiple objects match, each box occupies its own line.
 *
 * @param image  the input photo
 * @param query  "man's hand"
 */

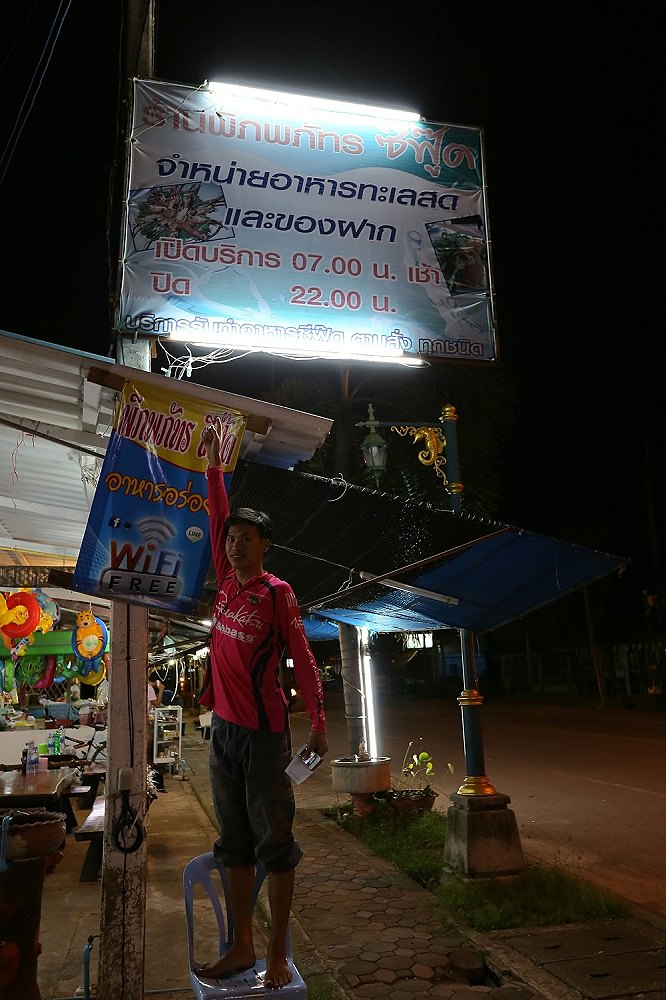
xmin=306 ymin=730 xmax=328 ymax=758
xmin=202 ymin=419 xmax=222 ymax=468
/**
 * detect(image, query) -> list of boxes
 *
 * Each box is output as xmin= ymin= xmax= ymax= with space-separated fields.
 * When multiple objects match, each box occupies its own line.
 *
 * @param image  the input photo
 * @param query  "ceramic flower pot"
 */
xmin=331 ymin=756 xmax=391 ymax=794
xmin=331 ymin=756 xmax=392 ymax=816
xmin=386 ymin=793 xmax=437 ymax=815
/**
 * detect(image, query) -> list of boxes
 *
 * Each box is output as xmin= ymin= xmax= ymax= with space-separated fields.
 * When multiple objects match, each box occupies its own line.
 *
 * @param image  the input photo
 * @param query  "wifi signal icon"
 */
xmin=136 ymin=517 xmax=176 ymax=545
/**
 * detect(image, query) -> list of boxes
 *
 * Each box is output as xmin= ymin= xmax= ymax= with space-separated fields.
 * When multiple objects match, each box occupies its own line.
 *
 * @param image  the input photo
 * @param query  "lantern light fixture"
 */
xmin=358 ymin=404 xmax=388 ymax=485
xmin=356 ymin=403 xmax=464 ymax=507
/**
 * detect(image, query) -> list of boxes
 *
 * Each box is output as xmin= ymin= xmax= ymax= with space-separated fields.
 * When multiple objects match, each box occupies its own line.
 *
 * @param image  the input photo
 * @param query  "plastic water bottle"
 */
xmin=47 ymin=732 xmax=55 ymax=755
xmin=27 ymin=741 xmax=38 ymax=776
xmin=21 ymin=743 xmax=28 ymax=775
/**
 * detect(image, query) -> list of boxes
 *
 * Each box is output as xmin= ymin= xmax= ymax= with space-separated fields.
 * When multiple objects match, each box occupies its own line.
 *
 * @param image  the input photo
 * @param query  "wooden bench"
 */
xmin=74 ymin=797 xmax=105 ymax=881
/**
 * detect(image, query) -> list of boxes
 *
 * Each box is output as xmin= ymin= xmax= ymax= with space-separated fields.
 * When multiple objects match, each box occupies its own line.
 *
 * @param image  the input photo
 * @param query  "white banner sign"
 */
xmin=118 ymin=80 xmax=496 ymax=364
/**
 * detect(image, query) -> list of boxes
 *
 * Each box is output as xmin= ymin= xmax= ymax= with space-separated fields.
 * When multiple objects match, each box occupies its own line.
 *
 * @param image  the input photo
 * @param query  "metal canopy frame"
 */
xmin=215 ymin=461 xmax=630 ymax=638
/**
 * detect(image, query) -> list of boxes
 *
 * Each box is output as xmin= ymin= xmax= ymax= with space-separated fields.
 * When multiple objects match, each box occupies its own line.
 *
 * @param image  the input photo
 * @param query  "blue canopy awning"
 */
xmin=224 ymin=461 xmax=628 ymax=638
xmin=303 ymin=527 xmax=624 ymax=635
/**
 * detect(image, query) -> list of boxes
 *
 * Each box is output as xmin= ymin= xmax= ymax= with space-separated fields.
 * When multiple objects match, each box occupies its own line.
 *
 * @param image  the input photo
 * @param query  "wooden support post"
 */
xmin=97 ymin=602 xmax=149 ymax=1000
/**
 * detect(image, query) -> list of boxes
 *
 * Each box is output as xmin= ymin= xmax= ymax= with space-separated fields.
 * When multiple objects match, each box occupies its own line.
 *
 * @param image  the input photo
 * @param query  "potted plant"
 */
xmin=331 ymin=739 xmax=392 ymax=816
xmin=376 ymin=739 xmax=453 ymax=815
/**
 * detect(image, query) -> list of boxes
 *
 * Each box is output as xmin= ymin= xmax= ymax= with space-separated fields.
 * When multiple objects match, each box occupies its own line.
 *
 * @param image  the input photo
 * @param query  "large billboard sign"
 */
xmin=117 ymin=80 xmax=496 ymax=365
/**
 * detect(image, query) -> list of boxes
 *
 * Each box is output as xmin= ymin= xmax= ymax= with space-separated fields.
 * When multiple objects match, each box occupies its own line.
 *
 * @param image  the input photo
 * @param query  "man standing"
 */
xmin=200 ymin=418 xmax=328 ymax=988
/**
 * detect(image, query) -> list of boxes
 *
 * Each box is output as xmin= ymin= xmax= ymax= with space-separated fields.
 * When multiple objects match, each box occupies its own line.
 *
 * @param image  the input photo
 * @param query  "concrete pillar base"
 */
xmin=443 ymin=791 xmax=525 ymax=878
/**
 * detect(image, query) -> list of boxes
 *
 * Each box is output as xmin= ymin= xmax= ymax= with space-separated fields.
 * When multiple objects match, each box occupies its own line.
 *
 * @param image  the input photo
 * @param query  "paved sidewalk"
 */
xmin=34 ymin=715 xmax=666 ymax=999
xmin=184 ymin=719 xmax=666 ymax=1000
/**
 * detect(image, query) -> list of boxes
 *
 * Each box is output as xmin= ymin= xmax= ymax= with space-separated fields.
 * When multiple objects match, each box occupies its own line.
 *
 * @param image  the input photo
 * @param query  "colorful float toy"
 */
xmin=33 ymin=654 xmax=57 ymax=690
xmin=61 ymin=656 xmax=81 ymax=681
xmin=71 ymin=609 xmax=108 ymax=675
xmin=0 ymin=591 xmax=41 ymax=648
xmin=80 ymin=655 xmax=108 ymax=687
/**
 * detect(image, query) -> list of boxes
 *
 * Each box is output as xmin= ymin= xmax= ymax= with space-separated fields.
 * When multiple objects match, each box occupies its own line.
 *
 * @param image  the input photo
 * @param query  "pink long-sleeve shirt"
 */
xmin=199 ymin=466 xmax=326 ymax=735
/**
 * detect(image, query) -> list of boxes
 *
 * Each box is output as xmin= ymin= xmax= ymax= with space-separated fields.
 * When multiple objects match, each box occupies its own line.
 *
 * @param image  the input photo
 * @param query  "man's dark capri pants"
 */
xmin=209 ymin=713 xmax=303 ymax=872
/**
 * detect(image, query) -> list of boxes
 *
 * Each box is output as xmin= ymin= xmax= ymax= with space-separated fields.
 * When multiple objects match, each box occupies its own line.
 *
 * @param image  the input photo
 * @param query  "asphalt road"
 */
xmin=306 ymin=690 xmax=666 ymax=919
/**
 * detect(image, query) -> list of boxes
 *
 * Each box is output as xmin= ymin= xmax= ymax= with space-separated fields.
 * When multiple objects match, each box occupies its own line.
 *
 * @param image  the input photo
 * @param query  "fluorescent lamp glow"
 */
xmin=163 ymin=334 xmax=427 ymax=368
xmin=207 ymin=81 xmax=419 ymax=123
xmin=359 ymin=572 xmax=459 ymax=604
xmin=360 ymin=627 xmax=378 ymax=758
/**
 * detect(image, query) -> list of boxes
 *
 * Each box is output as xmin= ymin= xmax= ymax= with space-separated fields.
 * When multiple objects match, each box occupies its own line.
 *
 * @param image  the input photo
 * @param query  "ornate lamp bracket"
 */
xmin=391 ymin=424 xmax=448 ymax=484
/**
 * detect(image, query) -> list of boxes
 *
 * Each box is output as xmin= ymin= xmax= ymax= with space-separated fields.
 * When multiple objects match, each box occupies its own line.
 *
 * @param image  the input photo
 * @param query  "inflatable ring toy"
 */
xmin=72 ymin=612 xmax=108 ymax=661
xmin=34 ymin=654 xmax=57 ymax=690
xmin=60 ymin=658 xmax=80 ymax=680
xmin=0 ymin=591 xmax=41 ymax=639
xmin=77 ymin=663 xmax=106 ymax=686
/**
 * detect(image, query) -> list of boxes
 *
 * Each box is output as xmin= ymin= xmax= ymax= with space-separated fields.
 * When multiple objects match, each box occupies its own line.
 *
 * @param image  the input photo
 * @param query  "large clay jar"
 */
xmin=0 ymin=810 xmax=67 ymax=1000
xmin=1 ymin=810 xmax=66 ymax=862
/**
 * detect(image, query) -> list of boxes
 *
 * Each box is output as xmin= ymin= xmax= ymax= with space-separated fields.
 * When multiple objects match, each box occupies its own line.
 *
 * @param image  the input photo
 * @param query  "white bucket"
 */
xmin=330 ymin=756 xmax=391 ymax=794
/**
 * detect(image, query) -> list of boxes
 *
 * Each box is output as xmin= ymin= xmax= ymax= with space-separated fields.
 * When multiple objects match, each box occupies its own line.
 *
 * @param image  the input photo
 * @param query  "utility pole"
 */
xmin=97 ymin=4 xmax=155 ymax=998
xmin=111 ymin=0 xmax=155 ymax=371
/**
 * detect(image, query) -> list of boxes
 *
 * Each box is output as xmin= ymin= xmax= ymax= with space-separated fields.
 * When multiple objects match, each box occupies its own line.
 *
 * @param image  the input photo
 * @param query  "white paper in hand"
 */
xmin=285 ymin=746 xmax=322 ymax=784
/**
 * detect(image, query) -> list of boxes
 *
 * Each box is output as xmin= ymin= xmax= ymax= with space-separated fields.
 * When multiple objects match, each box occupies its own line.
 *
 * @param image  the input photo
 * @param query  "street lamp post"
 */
xmin=358 ymin=403 xmax=461 ymax=500
xmin=439 ymin=404 xmax=463 ymax=510
xmin=358 ymin=403 xmax=525 ymax=878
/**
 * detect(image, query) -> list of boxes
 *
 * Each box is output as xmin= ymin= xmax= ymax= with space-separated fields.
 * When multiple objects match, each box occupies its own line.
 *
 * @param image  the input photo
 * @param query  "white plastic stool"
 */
xmin=183 ymin=852 xmax=308 ymax=999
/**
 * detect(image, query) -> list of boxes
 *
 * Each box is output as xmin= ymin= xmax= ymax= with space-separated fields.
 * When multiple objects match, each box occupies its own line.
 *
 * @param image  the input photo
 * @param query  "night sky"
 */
xmin=0 ymin=3 xmax=658 ymax=607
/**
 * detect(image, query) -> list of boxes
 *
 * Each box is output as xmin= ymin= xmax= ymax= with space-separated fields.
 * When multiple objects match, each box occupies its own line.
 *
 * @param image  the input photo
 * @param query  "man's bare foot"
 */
xmin=265 ymin=954 xmax=292 ymax=988
xmin=198 ymin=944 xmax=255 ymax=979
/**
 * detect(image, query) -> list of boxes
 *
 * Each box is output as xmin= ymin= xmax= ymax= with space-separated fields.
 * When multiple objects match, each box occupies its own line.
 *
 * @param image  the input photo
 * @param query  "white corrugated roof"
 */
xmin=0 ymin=330 xmax=332 ymax=569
